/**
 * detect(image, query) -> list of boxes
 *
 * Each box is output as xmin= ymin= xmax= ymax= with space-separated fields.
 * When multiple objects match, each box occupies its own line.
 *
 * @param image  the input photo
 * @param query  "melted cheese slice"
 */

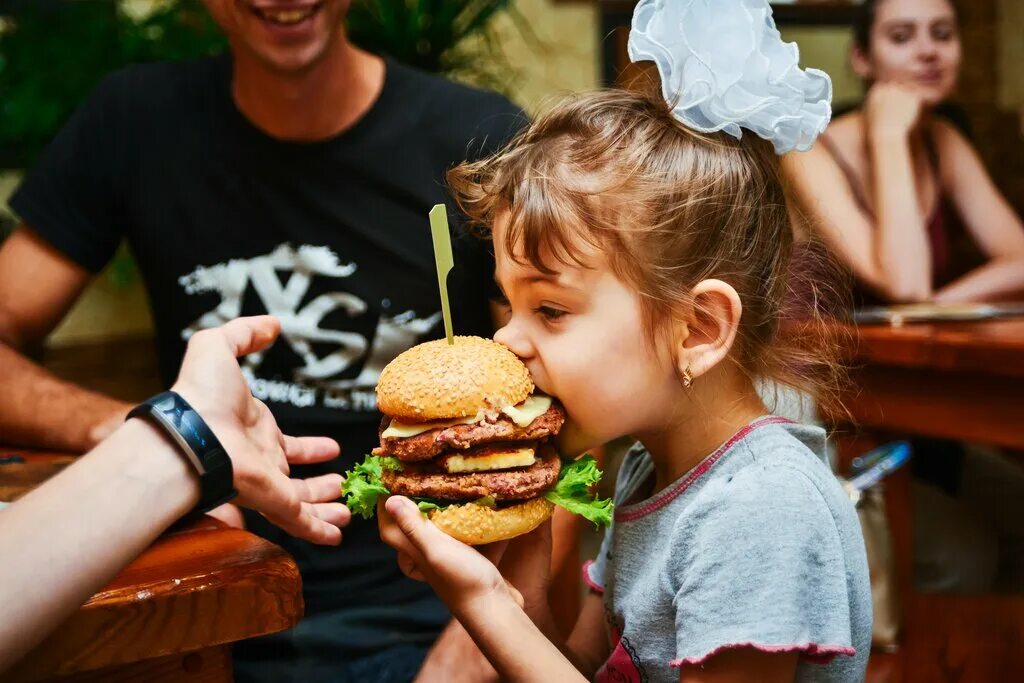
xmin=500 ymin=395 xmax=552 ymax=427
xmin=381 ymin=415 xmax=479 ymax=439
xmin=381 ymin=394 xmax=553 ymax=439
xmin=445 ymin=447 xmax=536 ymax=473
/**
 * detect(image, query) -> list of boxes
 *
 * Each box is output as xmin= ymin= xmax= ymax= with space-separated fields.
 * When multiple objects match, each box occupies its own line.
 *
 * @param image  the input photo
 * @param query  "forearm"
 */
xmin=454 ymin=592 xmax=587 ymax=683
xmin=520 ymin=601 xmax=601 ymax=676
xmin=933 ymin=256 xmax=1024 ymax=303
xmin=0 ymin=419 xmax=198 ymax=671
xmin=870 ymin=133 xmax=933 ymax=301
xmin=0 ymin=342 xmax=130 ymax=452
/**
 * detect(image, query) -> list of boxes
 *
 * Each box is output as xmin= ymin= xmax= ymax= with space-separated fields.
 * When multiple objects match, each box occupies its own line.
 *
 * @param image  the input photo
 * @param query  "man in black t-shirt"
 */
xmin=0 ymin=1 xmax=523 ymax=681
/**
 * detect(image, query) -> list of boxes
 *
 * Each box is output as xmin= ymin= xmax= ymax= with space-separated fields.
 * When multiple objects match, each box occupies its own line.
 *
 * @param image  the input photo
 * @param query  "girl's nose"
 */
xmin=494 ymin=318 xmax=535 ymax=361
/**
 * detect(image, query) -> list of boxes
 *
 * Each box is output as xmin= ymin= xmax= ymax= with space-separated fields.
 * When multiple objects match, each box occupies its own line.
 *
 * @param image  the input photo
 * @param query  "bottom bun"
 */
xmin=428 ymin=497 xmax=555 ymax=545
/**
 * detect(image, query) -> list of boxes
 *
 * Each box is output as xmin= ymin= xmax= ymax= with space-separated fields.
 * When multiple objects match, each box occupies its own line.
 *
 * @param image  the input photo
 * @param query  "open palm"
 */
xmin=173 ymin=316 xmax=350 ymax=545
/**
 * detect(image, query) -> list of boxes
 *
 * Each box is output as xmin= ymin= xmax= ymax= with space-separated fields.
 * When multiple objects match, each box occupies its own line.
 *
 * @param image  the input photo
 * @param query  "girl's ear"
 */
xmin=676 ymin=279 xmax=742 ymax=383
xmin=850 ymin=44 xmax=874 ymax=81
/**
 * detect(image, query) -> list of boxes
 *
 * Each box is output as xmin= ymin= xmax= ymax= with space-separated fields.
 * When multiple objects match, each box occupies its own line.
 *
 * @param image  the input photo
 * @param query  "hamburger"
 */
xmin=342 ymin=336 xmax=612 ymax=544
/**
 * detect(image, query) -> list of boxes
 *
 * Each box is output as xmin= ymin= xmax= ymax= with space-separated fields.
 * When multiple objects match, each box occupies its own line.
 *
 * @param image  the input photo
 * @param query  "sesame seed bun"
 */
xmin=427 ymin=497 xmax=555 ymax=545
xmin=376 ymin=336 xmax=534 ymax=421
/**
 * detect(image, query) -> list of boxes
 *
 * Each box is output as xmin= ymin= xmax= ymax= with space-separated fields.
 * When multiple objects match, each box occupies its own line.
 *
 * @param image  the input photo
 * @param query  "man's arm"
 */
xmin=0 ymin=227 xmax=131 ymax=452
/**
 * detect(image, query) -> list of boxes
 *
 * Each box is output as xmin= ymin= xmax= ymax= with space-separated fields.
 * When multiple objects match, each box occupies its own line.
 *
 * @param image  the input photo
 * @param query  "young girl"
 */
xmin=380 ymin=1 xmax=871 ymax=680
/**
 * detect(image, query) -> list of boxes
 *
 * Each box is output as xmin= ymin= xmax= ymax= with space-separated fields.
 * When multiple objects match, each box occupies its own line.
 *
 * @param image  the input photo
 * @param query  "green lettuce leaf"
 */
xmin=377 ymin=456 xmax=404 ymax=472
xmin=341 ymin=455 xmax=449 ymax=518
xmin=340 ymin=455 xmax=392 ymax=519
xmin=416 ymin=500 xmax=444 ymax=513
xmin=342 ymin=453 xmax=614 ymax=527
xmin=544 ymin=455 xmax=614 ymax=528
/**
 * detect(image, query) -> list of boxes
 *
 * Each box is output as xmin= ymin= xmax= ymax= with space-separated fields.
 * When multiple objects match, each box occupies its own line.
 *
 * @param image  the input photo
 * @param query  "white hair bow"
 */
xmin=628 ymin=0 xmax=833 ymax=154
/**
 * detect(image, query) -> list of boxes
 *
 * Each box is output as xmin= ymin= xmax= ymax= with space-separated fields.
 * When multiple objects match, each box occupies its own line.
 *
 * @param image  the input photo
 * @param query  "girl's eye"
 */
xmin=888 ymin=29 xmax=912 ymax=44
xmin=932 ymin=25 xmax=955 ymax=41
xmin=534 ymin=305 xmax=567 ymax=322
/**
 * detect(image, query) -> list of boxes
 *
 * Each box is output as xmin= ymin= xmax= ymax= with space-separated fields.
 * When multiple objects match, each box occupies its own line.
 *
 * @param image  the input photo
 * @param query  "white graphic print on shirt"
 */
xmin=179 ymin=243 xmax=440 ymax=411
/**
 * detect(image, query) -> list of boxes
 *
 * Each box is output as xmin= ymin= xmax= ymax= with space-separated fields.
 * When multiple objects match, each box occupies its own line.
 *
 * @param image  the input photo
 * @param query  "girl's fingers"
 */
xmin=383 ymin=496 xmax=440 ymax=558
xmin=378 ymin=498 xmax=423 ymax=560
xmin=397 ymin=551 xmax=428 ymax=581
xmin=477 ymin=540 xmax=510 ymax=566
xmin=503 ymin=579 xmax=525 ymax=608
xmin=283 ymin=435 xmax=341 ymax=464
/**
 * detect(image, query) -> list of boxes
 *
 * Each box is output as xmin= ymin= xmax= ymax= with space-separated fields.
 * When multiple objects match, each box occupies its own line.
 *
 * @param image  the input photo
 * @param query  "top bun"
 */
xmin=376 ymin=336 xmax=533 ymax=421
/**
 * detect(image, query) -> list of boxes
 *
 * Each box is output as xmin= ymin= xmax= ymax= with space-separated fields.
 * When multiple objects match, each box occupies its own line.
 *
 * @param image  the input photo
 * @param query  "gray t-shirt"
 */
xmin=584 ymin=417 xmax=871 ymax=682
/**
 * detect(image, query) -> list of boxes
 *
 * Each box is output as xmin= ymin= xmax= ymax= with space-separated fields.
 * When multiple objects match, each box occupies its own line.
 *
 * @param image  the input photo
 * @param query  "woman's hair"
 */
xmin=448 ymin=85 xmax=850 ymax=415
xmin=853 ymin=0 xmax=960 ymax=51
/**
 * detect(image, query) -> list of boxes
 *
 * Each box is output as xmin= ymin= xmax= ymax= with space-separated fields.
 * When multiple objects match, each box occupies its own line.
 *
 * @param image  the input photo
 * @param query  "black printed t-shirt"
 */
xmin=10 ymin=54 xmax=524 ymax=670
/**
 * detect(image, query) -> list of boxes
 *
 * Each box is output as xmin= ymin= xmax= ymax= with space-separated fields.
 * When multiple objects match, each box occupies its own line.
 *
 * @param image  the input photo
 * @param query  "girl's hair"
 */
xmin=448 ymin=85 xmax=850 ymax=416
xmin=853 ymin=0 xmax=960 ymax=51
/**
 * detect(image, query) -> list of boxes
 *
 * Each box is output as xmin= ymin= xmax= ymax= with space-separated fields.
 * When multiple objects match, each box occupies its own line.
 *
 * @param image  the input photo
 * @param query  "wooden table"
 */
xmin=830 ymin=319 xmax=1024 ymax=683
xmin=842 ymin=319 xmax=1024 ymax=450
xmin=0 ymin=450 xmax=303 ymax=682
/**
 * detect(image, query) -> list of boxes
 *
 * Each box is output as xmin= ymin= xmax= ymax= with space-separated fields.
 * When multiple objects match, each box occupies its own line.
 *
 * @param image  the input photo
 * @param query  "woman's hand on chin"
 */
xmin=865 ymin=82 xmax=924 ymax=141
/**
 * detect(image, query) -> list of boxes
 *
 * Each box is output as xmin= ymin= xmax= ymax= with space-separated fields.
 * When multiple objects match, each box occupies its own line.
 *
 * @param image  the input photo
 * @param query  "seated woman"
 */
xmin=784 ymin=0 xmax=1024 ymax=305
xmin=787 ymin=0 xmax=1024 ymax=597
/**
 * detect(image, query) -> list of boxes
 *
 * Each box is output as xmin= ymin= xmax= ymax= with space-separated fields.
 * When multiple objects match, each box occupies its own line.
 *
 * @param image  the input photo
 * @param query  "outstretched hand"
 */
xmin=173 ymin=316 xmax=350 ymax=545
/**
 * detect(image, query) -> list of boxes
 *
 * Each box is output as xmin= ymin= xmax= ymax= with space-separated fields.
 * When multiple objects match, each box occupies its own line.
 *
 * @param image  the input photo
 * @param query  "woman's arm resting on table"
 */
xmin=782 ymin=141 xmax=931 ymax=303
xmin=0 ymin=316 xmax=350 ymax=673
xmin=933 ymin=256 xmax=1024 ymax=303
xmin=932 ymin=120 xmax=1024 ymax=302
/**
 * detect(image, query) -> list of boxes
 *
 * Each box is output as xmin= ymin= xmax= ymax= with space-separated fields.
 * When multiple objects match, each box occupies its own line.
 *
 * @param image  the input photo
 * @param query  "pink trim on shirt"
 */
xmin=670 ymin=642 xmax=856 ymax=668
xmin=581 ymin=559 xmax=605 ymax=594
xmin=614 ymin=416 xmax=794 ymax=523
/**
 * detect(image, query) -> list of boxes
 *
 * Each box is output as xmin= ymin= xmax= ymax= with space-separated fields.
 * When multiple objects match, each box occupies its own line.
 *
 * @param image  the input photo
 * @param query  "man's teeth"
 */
xmin=262 ymin=8 xmax=315 ymax=25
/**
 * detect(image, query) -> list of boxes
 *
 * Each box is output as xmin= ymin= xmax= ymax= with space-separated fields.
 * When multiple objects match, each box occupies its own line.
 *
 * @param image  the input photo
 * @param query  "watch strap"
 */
xmin=128 ymin=391 xmax=237 ymax=513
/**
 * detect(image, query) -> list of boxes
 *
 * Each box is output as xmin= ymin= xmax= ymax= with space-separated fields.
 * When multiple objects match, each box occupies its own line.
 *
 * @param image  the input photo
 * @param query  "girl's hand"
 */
xmin=865 ymin=82 xmax=924 ymax=141
xmin=378 ymin=496 xmax=522 ymax=613
xmin=498 ymin=518 xmax=553 ymax=617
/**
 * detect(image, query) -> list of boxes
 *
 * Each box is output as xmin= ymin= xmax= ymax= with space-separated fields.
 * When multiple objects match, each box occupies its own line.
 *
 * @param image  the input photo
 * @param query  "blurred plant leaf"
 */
xmin=0 ymin=0 xmax=225 ymax=168
xmin=0 ymin=0 xmax=516 ymax=168
xmin=347 ymin=0 xmax=517 ymax=88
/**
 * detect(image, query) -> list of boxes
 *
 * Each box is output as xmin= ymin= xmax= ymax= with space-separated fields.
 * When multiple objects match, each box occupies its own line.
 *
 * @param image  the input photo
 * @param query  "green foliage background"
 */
xmin=0 ymin=0 xmax=517 ymax=169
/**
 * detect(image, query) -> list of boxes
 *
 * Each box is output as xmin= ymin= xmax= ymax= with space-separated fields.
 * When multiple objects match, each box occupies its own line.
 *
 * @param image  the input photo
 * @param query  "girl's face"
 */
xmin=854 ymin=0 xmax=961 ymax=105
xmin=491 ymin=215 xmax=683 ymax=450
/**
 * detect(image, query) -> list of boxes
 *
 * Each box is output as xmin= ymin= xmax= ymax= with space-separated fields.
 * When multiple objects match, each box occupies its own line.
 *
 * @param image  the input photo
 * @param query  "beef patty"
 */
xmin=373 ymin=402 xmax=566 ymax=462
xmin=381 ymin=446 xmax=561 ymax=501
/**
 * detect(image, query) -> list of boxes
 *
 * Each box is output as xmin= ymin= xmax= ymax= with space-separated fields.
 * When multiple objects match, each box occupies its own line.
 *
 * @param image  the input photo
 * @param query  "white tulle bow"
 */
xmin=628 ymin=0 xmax=833 ymax=154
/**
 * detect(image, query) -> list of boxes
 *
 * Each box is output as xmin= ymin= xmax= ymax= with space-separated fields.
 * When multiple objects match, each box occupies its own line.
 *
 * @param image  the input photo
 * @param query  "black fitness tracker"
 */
xmin=127 ymin=391 xmax=237 ymax=513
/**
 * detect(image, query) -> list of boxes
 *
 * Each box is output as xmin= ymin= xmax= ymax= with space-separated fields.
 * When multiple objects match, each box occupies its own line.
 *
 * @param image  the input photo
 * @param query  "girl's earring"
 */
xmin=681 ymin=366 xmax=694 ymax=389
